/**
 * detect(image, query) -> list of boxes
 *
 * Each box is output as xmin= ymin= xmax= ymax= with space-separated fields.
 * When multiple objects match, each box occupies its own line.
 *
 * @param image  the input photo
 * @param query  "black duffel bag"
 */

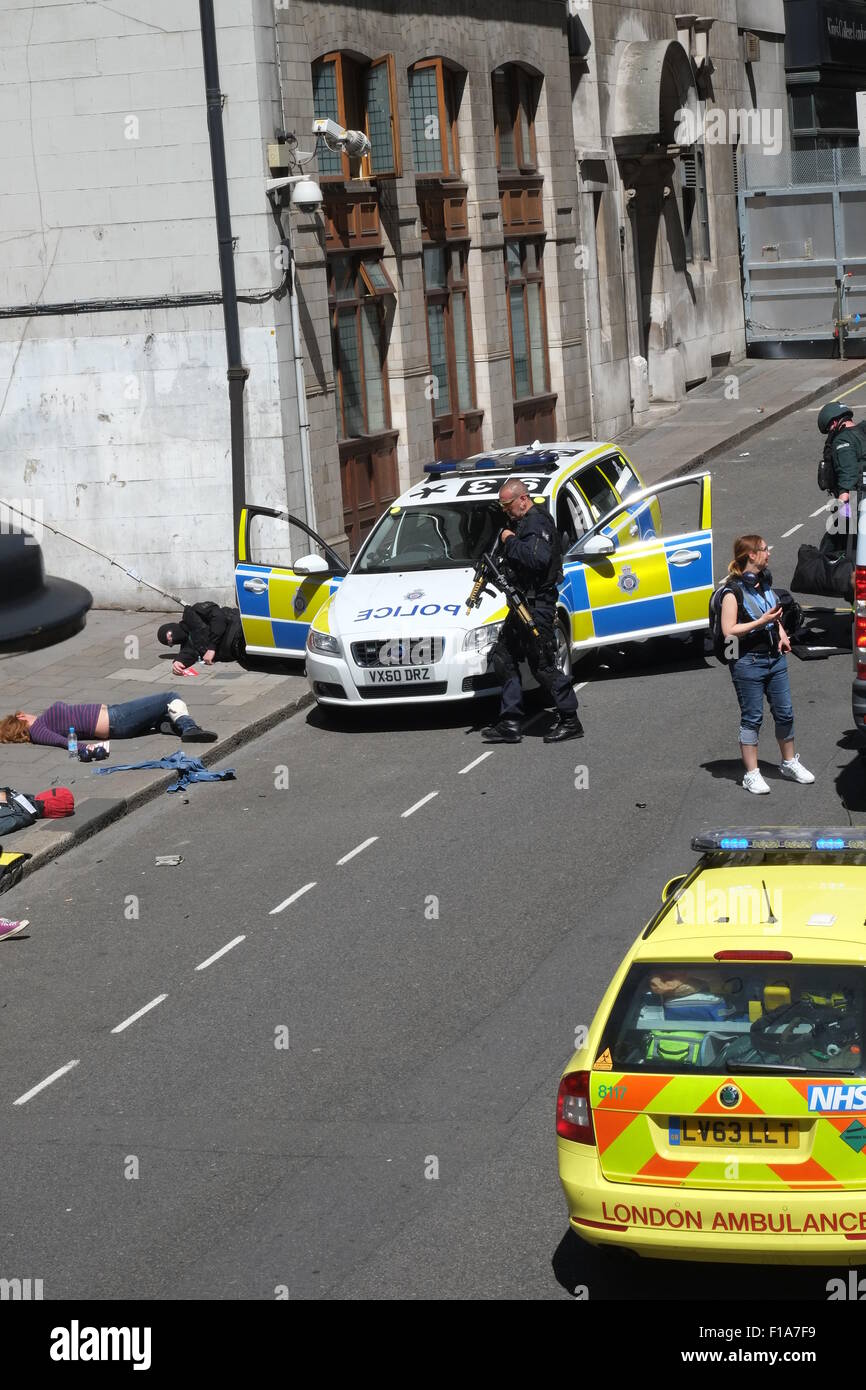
xmin=790 ymin=542 xmax=854 ymax=602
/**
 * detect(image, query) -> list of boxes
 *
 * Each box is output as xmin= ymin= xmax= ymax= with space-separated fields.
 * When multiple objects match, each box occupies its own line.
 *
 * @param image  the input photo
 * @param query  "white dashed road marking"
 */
xmin=14 ymin=1060 xmax=79 ymax=1106
xmin=111 ymin=994 xmax=167 ymax=1034
xmin=402 ymin=791 xmax=439 ymax=818
xmin=811 ymin=502 xmax=833 ymax=517
xmin=195 ymin=936 xmax=245 ymax=971
xmin=337 ymin=836 xmax=378 ymax=866
xmin=781 ymin=524 xmax=803 ymax=538
xmin=270 ymin=882 xmax=317 ymax=915
xmin=459 ymin=752 xmax=493 ymax=775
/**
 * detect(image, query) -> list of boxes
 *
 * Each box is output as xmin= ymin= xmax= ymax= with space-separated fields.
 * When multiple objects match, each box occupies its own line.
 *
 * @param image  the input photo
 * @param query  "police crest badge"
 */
xmin=617 ymin=566 xmax=639 ymax=594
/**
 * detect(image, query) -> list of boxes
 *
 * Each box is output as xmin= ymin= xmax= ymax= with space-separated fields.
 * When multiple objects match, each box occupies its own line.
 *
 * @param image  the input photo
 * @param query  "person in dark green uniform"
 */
xmin=817 ymin=402 xmax=864 ymax=552
xmin=818 ymin=402 xmax=864 ymax=501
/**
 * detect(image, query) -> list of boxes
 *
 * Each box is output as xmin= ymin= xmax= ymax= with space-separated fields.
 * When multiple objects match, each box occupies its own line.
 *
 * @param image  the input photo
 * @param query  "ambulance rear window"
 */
xmin=600 ymin=963 xmax=866 ymax=1076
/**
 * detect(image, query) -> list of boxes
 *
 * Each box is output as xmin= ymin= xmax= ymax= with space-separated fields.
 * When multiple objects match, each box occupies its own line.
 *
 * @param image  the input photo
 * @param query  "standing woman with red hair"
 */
xmin=720 ymin=534 xmax=814 ymax=795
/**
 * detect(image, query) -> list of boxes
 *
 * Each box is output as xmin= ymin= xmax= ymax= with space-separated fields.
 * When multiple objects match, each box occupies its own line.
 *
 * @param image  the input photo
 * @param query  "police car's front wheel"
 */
xmin=554 ymin=617 xmax=573 ymax=683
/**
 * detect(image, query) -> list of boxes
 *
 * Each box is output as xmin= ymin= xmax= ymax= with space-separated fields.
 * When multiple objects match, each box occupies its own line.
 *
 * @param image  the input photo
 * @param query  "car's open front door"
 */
xmin=235 ymin=506 xmax=347 ymax=658
xmin=560 ymin=473 xmax=713 ymax=650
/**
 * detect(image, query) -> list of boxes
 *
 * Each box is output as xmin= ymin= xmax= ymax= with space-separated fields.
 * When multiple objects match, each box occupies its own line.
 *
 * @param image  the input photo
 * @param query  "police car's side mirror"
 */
xmin=571 ymin=534 xmax=615 ymax=560
xmin=293 ymin=553 xmax=330 ymax=575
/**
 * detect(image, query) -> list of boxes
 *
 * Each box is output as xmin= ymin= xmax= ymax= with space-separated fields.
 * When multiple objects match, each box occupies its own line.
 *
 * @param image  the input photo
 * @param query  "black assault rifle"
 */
xmin=465 ymin=541 xmax=555 ymax=657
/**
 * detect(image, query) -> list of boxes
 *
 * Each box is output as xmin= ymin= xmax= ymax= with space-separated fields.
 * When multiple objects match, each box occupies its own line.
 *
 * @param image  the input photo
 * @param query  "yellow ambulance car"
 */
xmin=557 ymin=829 xmax=866 ymax=1264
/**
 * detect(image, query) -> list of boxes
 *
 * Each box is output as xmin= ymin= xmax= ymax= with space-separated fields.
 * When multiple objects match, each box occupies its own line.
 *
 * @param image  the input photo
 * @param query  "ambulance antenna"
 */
xmin=761 ymin=879 xmax=778 ymax=925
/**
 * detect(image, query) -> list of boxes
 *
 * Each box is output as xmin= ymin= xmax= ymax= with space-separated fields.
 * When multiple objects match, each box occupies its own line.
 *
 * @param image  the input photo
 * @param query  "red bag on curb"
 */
xmin=34 ymin=787 xmax=75 ymax=818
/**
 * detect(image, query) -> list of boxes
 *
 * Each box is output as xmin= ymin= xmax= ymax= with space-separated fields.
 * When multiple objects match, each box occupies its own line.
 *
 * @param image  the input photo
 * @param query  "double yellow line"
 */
xmin=834 ymin=375 xmax=866 ymax=402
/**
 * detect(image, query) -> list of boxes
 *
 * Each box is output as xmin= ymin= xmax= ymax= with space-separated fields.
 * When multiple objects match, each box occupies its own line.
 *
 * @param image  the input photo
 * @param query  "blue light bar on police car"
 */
xmin=422 ymin=461 xmax=458 ymax=474
xmin=692 ymin=828 xmax=866 ymax=853
xmin=513 ymin=450 xmax=559 ymax=469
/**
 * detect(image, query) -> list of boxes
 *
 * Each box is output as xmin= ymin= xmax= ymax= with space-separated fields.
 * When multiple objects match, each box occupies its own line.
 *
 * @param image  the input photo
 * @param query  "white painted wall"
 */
xmin=0 ymin=0 xmax=307 ymax=608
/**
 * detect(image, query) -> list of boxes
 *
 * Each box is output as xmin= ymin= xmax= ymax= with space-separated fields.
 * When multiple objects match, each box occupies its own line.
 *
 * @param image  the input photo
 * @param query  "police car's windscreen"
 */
xmin=600 ymin=964 xmax=866 ymax=1076
xmin=355 ymin=502 xmax=504 ymax=572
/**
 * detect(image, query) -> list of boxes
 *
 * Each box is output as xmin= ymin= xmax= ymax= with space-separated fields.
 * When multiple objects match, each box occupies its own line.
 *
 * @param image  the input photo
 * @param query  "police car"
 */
xmin=233 ymin=442 xmax=713 ymax=707
xmin=558 ymin=828 xmax=866 ymax=1265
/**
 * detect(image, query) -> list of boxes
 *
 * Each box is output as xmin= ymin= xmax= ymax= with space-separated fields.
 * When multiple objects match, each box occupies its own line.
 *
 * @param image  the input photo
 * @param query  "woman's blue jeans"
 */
xmin=106 ymin=692 xmax=182 ymax=738
xmin=729 ymin=652 xmax=794 ymax=746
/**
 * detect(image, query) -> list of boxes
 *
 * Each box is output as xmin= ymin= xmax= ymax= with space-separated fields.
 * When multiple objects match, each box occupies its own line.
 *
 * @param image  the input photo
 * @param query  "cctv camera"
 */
xmin=313 ymin=117 xmax=344 ymax=143
xmin=312 ymin=116 xmax=371 ymax=161
xmin=340 ymin=128 xmax=372 ymax=160
xmin=290 ymin=176 xmax=324 ymax=211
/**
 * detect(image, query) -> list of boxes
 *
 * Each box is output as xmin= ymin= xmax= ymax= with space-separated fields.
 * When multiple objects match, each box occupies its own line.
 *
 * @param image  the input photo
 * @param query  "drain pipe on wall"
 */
xmin=199 ymin=0 xmax=249 ymax=565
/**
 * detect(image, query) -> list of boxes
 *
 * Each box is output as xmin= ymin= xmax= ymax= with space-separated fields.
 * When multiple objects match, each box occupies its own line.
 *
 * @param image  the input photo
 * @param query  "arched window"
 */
xmin=312 ymin=51 xmax=401 ymax=178
xmin=492 ymin=64 xmax=539 ymax=173
xmin=408 ymin=58 xmax=460 ymax=178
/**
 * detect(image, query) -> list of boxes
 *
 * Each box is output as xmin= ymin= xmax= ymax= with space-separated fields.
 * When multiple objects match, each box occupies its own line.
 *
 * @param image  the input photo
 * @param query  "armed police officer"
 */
xmin=481 ymin=478 xmax=583 ymax=745
xmin=818 ymin=402 xmax=864 ymax=505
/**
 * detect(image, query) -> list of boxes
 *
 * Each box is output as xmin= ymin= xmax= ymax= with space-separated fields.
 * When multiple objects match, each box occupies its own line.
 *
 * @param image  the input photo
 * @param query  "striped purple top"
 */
xmin=29 ymin=702 xmax=103 ymax=748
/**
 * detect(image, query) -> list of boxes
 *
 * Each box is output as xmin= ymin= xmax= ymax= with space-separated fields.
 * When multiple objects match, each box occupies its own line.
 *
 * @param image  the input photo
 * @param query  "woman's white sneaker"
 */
xmin=743 ymin=769 xmax=770 ymax=795
xmin=780 ymin=755 xmax=815 ymax=785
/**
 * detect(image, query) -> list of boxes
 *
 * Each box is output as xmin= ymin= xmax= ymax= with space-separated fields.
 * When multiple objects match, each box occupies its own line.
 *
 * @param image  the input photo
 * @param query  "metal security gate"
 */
xmin=737 ymin=146 xmax=866 ymax=354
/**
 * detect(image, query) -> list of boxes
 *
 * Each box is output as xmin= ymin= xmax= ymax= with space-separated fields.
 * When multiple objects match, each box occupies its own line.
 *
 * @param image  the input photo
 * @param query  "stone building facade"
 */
xmin=1 ymin=0 xmax=754 ymax=604
xmin=277 ymin=0 xmax=594 ymax=554
xmin=277 ymin=0 xmax=751 ymax=557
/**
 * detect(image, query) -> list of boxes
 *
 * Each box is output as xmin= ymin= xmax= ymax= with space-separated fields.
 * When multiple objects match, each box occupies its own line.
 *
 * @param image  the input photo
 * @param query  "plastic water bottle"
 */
xmin=67 ymin=726 xmax=77 ymax=758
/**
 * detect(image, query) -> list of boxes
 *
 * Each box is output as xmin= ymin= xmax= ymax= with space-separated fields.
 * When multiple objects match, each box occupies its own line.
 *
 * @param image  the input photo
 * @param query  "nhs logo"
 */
xmin=808 ymin=1084 xmax=866 ymax=1112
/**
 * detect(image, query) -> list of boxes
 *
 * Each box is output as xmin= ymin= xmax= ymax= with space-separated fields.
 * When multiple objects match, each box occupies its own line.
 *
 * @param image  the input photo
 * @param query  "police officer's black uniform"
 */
xmin=482 ymin=503 xmax=583 ymax=744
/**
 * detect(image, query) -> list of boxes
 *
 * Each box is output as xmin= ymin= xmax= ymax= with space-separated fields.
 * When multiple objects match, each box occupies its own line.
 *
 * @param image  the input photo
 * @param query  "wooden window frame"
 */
xmin=504 ymin=236 xmax=550 ymax=401
xmin=409 ymin=57 xmax=460 ymax=180
xmin=493 ymin=64 xmax=539 ymax=175
xmin=328 ymin=255 xmax=395 ymax=441
xmin=364 ymin=54 xmax=402 ymax=178
xmin=422 ymin=243 xmax=477 ymax=423
xmin=313 ymin=51 xmax=401 ymax=183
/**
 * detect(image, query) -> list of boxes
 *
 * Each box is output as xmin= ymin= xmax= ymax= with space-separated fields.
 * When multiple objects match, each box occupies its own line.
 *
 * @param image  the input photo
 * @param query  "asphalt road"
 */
xmin=3 ymin=378 xmax=866 ymax=1302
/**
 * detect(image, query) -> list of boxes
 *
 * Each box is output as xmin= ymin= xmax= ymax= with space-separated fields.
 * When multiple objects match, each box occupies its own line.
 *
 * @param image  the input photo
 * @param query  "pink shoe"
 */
xmin=0 ymin=918 xmax=29 ymax=940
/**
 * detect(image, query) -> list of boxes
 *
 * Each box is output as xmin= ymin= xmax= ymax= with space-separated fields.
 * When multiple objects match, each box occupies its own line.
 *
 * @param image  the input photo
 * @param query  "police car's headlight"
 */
xmin=463 ymin=621 xmax=503 ymax=654
xmin=307 ymin=630 xmax=341 ymax=656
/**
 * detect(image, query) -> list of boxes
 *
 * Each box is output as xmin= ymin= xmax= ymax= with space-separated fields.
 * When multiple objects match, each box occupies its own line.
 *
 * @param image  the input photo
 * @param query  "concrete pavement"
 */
xmin=0 ymin=610 xmax=310 ymax=875
xmin=2 ymin=353 xmax=865 ymax=884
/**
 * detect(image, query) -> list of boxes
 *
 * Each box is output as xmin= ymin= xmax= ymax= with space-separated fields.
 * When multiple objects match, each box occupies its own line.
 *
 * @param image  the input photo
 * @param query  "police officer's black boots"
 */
xmin=543 ymin=713 xmax=584 ymax=743
xmin=481 ymin=718 xmax=522 ymax=744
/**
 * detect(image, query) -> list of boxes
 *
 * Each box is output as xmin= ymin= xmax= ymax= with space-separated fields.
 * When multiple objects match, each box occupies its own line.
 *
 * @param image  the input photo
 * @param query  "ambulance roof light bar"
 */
xmin=692 ymin=828 xmax=866 ymax=854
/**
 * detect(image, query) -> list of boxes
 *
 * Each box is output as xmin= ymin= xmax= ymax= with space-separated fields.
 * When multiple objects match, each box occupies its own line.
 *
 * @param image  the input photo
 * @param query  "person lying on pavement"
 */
xmin=0 ymin=693 xmax=217 ymax=747
xmin=157 ymin=602 xmax=245 ymax=675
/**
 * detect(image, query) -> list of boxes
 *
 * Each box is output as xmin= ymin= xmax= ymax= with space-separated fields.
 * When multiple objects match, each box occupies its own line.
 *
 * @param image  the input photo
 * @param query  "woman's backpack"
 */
xmin=708 ymin=581 xmax=741 ymax=665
